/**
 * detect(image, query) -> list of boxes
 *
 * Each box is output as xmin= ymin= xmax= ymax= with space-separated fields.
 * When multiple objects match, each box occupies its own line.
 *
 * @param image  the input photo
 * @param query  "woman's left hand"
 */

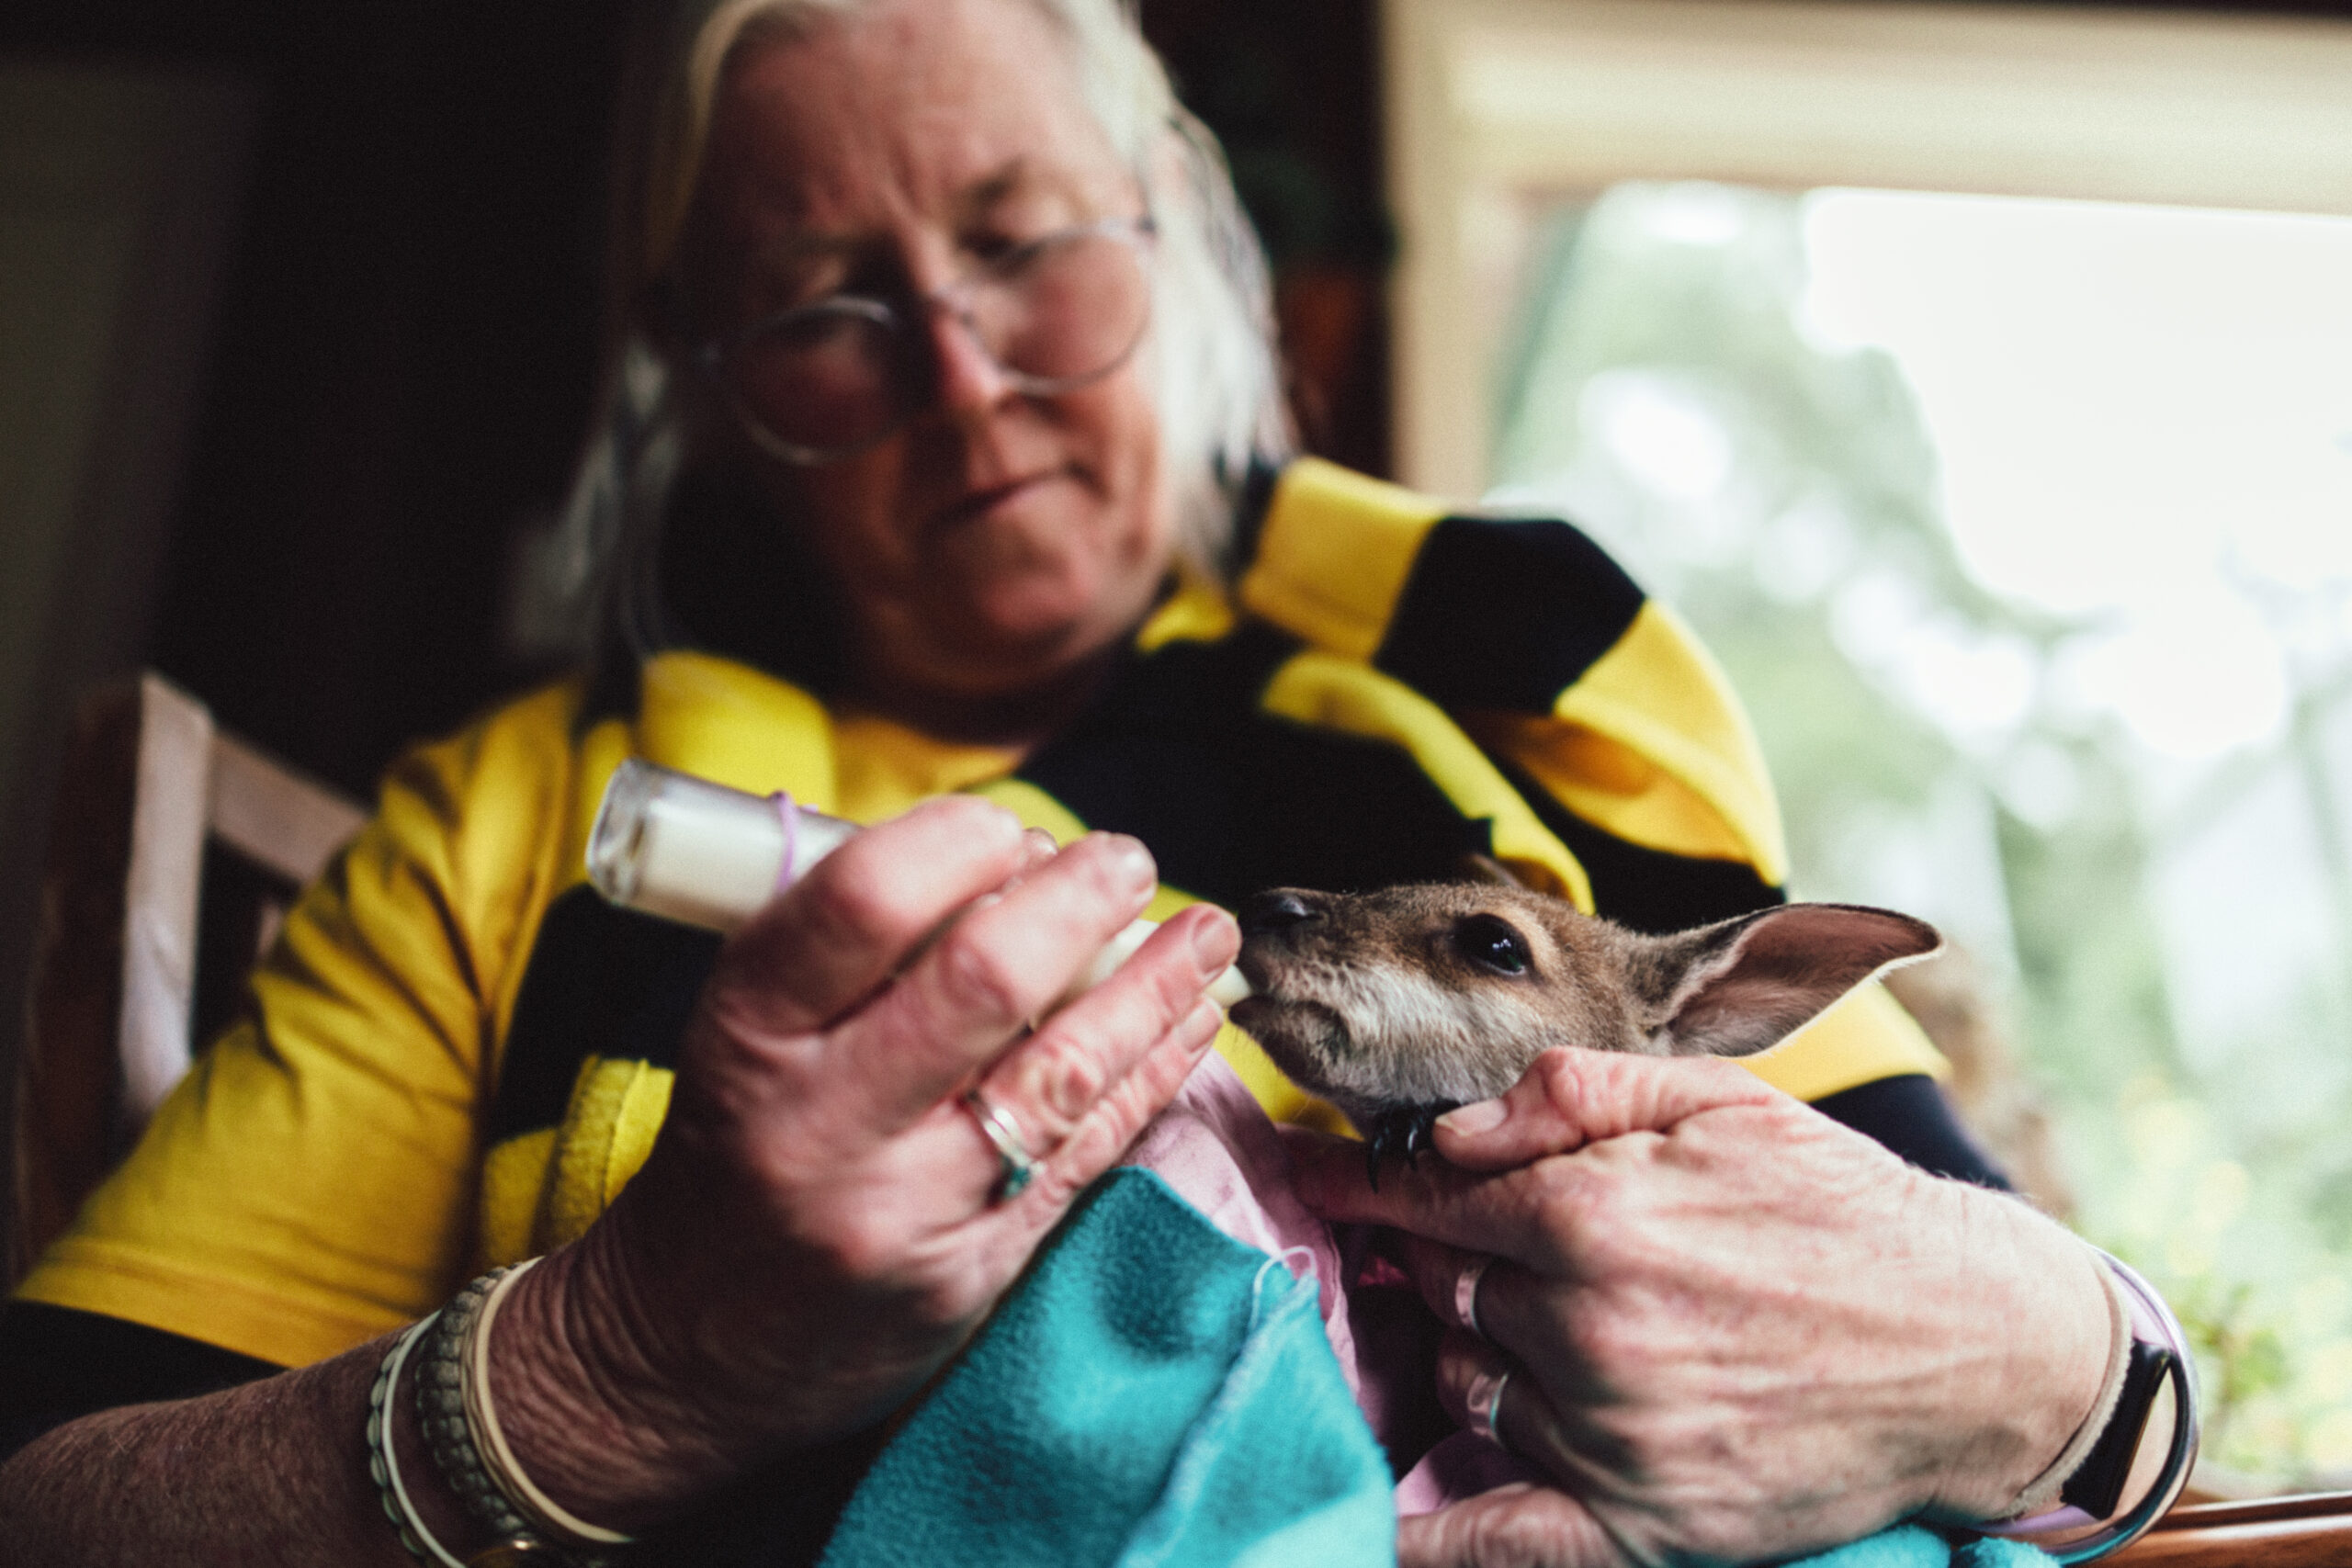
xmin=1287 ymin=1047 xmax=2113 ymax=1567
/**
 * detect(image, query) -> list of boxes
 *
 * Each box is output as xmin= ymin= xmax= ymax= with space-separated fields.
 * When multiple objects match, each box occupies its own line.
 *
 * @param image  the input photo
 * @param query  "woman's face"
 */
xmin=694 ymin=0 xmax=1173 ymax=721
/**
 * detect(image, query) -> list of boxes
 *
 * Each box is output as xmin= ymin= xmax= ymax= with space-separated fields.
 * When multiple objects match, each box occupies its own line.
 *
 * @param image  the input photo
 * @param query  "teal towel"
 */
xmin=817 ymin=1168 xmax=2057 ymax=1568
xmin=820 ymin=1168 xmax=1397 ymax=1567
xmin=1801 ymin=1525 xmax=2056 ymax=1568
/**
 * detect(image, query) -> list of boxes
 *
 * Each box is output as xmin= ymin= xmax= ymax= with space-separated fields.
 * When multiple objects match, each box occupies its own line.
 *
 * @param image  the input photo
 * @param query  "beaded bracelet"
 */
xmin=367 ymin=1314 xmax=469 ymax=1568
xmin=415 ymin=1269 xmax=546 ymax=1550
xmin=413 ymin=1262 xmax=634 ymax=1566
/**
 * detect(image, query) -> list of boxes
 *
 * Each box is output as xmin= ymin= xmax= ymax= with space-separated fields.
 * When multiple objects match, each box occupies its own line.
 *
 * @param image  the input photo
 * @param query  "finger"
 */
xmin=1286 ymin=1125 xmax=1540 ymax=1254
xmin=1401 ymin=1234 xmax=1510 ymax=1337
xmin=1433 ymin=1328 xmax=1587 ymax=1486
xmin=1405 ymin=1242 xmax=1621 ymax=1420
xmin=912 ymin=988 xmax=1225 ymax=1228
xmin=708 ymin=795 xmax=1030 ymax=1036
xmin=836 ymin=832 xmax=1164 ymax=1131
xmin=1293 ymin=1131 xmax=1657 ymax=1274
xmin=964 ymin=904 xmax=1240 ymax=1161
xmin=1430 ymin=1048 xmax=1783 ymax=1173
xmin=998 ymin=993 xmax=1227 ymax=1217
xmin=1017 ymin=825 xmax=1062 ymax=868
xmin=1396 ymin=1484 xmax=1623 ymax=1568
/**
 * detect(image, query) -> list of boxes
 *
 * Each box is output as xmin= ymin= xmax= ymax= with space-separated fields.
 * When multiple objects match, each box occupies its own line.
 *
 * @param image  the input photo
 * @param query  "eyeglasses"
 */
xmin=695 ymin=215 xmax=1157 ymax=464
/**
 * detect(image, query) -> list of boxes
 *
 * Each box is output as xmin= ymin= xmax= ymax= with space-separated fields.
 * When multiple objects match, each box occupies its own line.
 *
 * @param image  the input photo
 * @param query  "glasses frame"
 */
xmin=694 ymin=214 xmax=1159 ymax=465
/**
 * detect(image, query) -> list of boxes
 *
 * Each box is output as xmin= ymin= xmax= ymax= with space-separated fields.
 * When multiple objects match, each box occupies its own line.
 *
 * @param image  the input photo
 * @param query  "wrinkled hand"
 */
xmin=530 ymin=797 xmax=1236 ymax=1519
xmin=1291 ymin=1049 xmax=2112 ymax=1568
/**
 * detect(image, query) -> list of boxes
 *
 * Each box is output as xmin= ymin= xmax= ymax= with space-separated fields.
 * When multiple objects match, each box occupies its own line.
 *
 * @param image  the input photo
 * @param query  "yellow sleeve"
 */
xmin=14 ymin=684 xmax=586 ymax=1367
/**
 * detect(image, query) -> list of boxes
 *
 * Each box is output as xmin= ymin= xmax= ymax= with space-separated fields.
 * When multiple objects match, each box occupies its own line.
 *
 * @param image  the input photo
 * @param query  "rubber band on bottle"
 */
xmin=770 ymin=790 xmax=800 ymax=895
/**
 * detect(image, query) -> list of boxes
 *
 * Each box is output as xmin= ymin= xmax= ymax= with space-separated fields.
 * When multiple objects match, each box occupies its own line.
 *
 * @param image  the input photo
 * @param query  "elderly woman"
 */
xmin=0 ymin=0 xmax=2186 ymax=1562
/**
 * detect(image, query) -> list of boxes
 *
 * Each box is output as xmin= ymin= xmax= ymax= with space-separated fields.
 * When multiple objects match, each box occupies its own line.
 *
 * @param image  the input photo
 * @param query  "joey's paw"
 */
xmin=1361 ymin=1103 xmax=1460 ymax=1190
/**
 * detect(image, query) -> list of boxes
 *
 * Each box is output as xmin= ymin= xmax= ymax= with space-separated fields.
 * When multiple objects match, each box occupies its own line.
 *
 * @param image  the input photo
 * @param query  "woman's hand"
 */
xmin=1290 ymin=1048 xmax=2113 ymax=1568
xmin=501 ymin=796 xmax=1238 ymax=1526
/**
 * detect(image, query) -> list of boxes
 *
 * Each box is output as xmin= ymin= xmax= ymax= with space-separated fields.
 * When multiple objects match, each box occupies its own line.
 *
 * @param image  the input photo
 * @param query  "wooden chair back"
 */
xmin=10 ymin=673 xmax=365 ymax=1282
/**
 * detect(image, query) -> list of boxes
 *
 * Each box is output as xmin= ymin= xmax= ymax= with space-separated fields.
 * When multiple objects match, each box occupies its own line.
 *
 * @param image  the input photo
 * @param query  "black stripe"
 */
xmin=489 ymin=886 xmax=721 ymax=1143
xmin=1488 ymin=752 xmax=1784 ymax=935
xmin=0 ymin=1303 xmax=280 ymax=1462
xmin=1809 ymin=1074 xmax=2012 ymax=1190
xmin=1225 ymin=458 xmax=1283 ymax=575
xmin=1019 ymin=627 xmax=1493 ymax=908
xmin=1374 ymin=514 xmax=1645 ymax=716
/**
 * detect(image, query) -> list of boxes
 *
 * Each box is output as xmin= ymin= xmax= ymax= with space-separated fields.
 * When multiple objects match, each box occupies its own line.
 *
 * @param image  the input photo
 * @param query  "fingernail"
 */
xmin=1190 ymin=908 xmax=1240 ymax=976
xmin=1437 ymin=1099 xmax=1506 ymax=1137
xmin=1107 ymin=835 xmax=1156 ymax=893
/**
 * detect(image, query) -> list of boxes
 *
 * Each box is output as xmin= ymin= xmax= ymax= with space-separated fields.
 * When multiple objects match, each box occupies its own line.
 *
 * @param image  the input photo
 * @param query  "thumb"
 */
xmin=1397 ymin=1484 xmax=1625 ymax=1568
xmin=1432 ymin=1048 xmax=1784 ymax=1173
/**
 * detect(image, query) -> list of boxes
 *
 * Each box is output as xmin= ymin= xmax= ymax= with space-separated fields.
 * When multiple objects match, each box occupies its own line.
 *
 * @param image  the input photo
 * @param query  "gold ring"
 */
xmin=962 ymin=1089 xmax=1038 ymax=1202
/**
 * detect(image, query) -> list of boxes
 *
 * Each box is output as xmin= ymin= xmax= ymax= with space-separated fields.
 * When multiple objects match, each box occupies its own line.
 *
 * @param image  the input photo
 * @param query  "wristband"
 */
xmin=1982 ymin=1251 xmax=2200 ymax=1563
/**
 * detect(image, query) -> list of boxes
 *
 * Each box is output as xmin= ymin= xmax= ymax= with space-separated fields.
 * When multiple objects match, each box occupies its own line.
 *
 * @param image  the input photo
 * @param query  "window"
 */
xmin=1385 ymin=0 xmax=2352 ymax=1486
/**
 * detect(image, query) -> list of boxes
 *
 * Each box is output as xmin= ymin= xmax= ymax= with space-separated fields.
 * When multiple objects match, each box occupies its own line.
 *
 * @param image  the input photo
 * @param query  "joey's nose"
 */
xmin=1239 ymin=890 xmax=1323 ymax=937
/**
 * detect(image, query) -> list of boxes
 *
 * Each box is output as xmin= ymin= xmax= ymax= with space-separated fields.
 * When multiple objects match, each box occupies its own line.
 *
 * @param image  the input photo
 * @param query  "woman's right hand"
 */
xmin=491 ymin=795 xmax=1238 ymax=1527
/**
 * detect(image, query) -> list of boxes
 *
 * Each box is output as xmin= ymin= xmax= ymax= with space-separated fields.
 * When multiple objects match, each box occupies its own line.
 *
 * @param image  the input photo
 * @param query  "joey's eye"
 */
xmin=1453 ymin=914 xmax=1531 ymax=976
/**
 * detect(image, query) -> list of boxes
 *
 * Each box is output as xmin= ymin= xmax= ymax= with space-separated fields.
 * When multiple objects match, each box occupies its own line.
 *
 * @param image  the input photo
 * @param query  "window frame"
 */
xmin=1380 ymin=0 xmax=2352 ymax=499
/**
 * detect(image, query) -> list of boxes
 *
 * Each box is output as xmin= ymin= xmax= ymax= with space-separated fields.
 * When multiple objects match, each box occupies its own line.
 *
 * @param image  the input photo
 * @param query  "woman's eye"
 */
xmin=966 ymin=226 xmax=1053 ymax=270
xmin=1453 ymin=915 xmax=1531 ymax=976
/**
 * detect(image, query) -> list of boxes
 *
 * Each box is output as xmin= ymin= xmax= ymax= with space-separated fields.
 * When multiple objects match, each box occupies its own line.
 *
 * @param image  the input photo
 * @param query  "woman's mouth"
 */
xmin=934 ymin=472 xmax=1054 ymax=530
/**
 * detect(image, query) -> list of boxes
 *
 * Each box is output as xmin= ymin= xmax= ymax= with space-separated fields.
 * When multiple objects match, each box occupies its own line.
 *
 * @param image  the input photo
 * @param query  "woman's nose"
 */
xmin=922 ymin=301 xmax=1014 ymax=419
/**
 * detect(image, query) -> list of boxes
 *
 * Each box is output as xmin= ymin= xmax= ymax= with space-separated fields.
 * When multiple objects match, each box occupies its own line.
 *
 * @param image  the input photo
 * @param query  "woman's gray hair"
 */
xmin=528 ymin=0 xmax=1292 ymax=666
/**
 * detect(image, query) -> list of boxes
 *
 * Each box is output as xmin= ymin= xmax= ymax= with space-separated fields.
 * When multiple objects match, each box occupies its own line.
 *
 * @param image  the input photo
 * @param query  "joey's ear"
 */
xmin=1453 ymin=852 xmax=1529 ymax=889
xmin=1629 ymin=904 xmax=1942 ymax=1059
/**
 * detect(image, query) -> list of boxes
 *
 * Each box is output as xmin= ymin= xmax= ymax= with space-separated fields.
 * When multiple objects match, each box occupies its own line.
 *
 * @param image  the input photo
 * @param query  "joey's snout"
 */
xmin=1241 ymin=893 xmax=1336 ymax=1020
xmin=1238 ymin=889 xmax=1324 ymax=937
xmin=1236 ymin=888 xmax=1334 ymax=995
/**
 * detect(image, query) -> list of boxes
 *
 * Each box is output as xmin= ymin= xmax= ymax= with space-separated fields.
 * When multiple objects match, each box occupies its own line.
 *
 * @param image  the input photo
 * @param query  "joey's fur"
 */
xmin=1232 ymin=878 xmax=1940 ymax=1156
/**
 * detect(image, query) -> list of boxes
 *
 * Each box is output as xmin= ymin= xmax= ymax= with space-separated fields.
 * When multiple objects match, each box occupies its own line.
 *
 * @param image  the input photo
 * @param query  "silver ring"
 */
xmin=1453 ymin=1255 xmax=1493 ymax=1336
xmin=1465 ymin=1365 xmax=1510 ymax=1447
xmin=963 ymin=1089 xmax=1038 ymax=1202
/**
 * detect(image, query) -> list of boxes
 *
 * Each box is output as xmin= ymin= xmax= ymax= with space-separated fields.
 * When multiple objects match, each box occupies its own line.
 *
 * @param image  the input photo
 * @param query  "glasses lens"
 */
xmin=712 ymin=223 xmax=1153 ymax=462
xmin=974 ymin=227 xmax=1152 ymax=388
xmin=722 ymin=302 xmax=900 ymax=457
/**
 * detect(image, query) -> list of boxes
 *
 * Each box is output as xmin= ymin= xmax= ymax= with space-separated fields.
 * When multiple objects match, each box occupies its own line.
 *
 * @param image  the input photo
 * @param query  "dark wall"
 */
xmin=4 ymin=0 xmax=628 ymax=797
xmin=1145 ymin=0 xmax=1392 ymax=479
xmin=2 ymin=0 xmax=1394 ymax=800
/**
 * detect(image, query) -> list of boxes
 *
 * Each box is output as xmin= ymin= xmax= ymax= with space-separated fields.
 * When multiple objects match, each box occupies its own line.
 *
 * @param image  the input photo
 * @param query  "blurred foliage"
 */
xmin=1489 ymin=182 xmax=2352 ymax=1488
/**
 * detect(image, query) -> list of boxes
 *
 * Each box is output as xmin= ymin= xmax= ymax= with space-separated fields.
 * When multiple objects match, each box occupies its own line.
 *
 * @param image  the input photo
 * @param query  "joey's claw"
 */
xmin=1360 ymin=1103 xmax=1461 ymax=1190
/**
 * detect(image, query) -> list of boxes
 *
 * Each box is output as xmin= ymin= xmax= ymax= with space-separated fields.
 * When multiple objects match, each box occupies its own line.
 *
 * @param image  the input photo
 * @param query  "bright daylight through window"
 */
xmin=1487 ymin=181 xmax=2352 ymax=1485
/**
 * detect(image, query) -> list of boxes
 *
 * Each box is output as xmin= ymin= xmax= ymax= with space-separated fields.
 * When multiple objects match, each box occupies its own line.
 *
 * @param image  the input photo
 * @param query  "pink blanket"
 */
xmin=1119 ymin=1054 xmax=1544 ymax=1515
